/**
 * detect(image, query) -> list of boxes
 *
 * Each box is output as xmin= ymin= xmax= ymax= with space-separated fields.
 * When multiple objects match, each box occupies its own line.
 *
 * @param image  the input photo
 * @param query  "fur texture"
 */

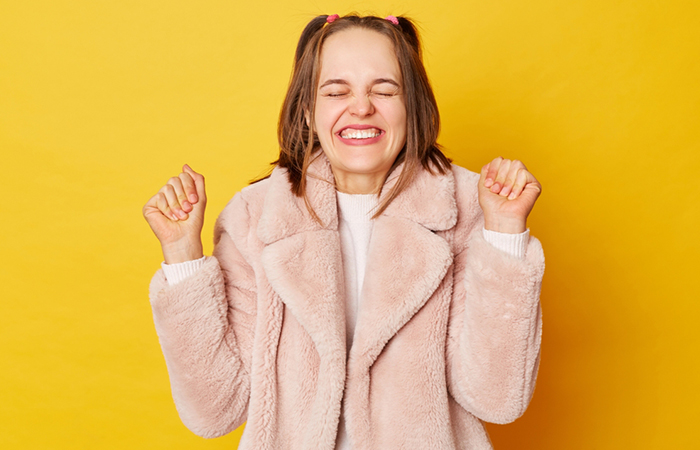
xmin=149 ymin=155 xmax=545 ymax=449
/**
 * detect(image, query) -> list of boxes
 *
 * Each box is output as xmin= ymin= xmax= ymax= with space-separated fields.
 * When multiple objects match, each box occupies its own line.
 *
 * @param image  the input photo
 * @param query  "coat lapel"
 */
xmin=258 ymin=155 xmax=345 ymax=356
xmin=348 ymin=163 xmax=457 ymax=373
xmin=257 ymin=155 xmax=347 ymax=448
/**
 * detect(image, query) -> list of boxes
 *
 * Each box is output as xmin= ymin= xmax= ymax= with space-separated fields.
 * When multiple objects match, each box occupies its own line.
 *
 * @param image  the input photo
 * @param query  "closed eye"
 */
xmin=372 ymin=91 xmax=398 ymax=97
xmin=371 ymin=81 xmax=400 ymax=97
xmin=371 ymin=87 xmax=400 ymax=97
xmin=321 ymin=90 xmax=350 ymax=98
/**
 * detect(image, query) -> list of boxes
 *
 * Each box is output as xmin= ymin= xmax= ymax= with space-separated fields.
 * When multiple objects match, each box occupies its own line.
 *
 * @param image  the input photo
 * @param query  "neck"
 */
xmin=332 ymin=169 xmax=384 ymax=194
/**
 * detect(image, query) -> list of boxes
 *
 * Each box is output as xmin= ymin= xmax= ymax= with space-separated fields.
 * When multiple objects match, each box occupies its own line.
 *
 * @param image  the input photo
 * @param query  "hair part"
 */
xmin=272 ymin=14 xmax=451 ymax=222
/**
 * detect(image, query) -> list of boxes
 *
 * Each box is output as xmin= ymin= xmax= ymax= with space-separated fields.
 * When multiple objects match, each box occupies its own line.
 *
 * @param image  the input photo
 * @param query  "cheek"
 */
xmin=314 ymin=101 xmax=344 ymax=133
xmin=380 ymin=101 xmax=407 ymax=127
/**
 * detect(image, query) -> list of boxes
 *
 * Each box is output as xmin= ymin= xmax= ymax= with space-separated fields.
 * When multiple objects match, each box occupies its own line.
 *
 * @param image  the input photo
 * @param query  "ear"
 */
xmin=304 ymin=109 xmax=310 ymax=127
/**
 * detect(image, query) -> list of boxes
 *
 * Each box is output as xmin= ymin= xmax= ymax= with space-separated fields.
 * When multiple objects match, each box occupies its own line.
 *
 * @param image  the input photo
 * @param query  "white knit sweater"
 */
xmin=160 ymin=191 xmax=529 ymax=449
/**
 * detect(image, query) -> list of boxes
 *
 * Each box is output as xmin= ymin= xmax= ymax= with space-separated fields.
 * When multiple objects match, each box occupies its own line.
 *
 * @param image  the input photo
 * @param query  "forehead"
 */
xmin=318 ymin=28 xmax=401 ymax=82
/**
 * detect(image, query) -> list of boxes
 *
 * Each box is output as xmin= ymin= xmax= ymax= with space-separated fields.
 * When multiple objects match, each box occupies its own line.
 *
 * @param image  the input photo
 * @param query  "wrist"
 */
xmin=161 ymin=239 xmax=204 ymax=264
xmin=483 ymin=215 xmax=527 ymax=234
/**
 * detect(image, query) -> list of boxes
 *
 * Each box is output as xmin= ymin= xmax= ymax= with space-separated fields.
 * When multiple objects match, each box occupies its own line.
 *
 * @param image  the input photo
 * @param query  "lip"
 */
xmin=335 ymin=124 xmax=385 ymax=146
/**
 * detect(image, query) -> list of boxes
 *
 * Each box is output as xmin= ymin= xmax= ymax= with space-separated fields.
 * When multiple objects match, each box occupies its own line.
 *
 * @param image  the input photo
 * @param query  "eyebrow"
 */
xmin=318 ymin=78 xmax=400 ymax=89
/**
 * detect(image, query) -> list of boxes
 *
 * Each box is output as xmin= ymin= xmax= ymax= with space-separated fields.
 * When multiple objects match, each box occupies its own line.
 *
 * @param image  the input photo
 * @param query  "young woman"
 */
xmin=144 ymin=14 xmax=544 ymax=450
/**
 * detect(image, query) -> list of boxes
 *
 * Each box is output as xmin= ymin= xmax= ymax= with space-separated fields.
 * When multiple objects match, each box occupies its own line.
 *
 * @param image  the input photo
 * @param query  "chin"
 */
xmin=337 ymin=156 xmax=393 ymax=175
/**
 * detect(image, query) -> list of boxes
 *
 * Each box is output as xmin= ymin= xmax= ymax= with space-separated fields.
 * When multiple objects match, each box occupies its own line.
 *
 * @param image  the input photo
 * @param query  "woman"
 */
xmin=144 ymin=14 xmax=544 ymax=450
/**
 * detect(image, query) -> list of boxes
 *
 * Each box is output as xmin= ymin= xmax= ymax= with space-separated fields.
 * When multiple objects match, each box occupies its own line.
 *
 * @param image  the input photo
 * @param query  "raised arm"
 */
xmin=145 ymin=168 xmax=256 ymax=437
xmin=446 ymin=158 xmax=545 ymax=423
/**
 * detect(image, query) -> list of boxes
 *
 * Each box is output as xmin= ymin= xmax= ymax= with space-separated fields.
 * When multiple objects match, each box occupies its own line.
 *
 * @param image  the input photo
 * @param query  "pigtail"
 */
xmin=395 ymin=16 xmax=422 ymax=60
xmin=294 ymin=16 xmax=329 ymax=65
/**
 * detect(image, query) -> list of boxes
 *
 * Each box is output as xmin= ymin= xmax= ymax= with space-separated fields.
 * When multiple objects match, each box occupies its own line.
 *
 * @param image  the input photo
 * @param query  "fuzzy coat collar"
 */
xmin=257 ymin=153 xmax=458 ymax=244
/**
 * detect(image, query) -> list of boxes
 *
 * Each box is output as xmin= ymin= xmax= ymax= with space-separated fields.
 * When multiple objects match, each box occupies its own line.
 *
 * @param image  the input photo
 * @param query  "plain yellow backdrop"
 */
xmin=1 ymin=0 xmax=698 ymax=448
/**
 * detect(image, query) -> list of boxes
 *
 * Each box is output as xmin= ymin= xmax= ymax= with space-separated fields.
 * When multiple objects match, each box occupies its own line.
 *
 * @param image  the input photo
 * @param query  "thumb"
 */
xmin=183 ymin=164 xmax=207 ymax=203
xmin=478 ymin=162 xmax=491 ymax=189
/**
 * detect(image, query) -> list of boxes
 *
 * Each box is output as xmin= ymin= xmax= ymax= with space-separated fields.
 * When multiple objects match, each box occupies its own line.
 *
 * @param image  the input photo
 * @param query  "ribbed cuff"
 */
xmin=482 ymin=228 xmax=530 ymax=260
xmin=161 ymin=256 xmax=207 ymax=286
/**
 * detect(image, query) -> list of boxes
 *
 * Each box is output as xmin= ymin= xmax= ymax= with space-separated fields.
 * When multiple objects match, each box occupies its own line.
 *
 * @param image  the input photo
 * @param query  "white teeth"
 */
xmin=340 ymin=128 xmax=381 ymax=139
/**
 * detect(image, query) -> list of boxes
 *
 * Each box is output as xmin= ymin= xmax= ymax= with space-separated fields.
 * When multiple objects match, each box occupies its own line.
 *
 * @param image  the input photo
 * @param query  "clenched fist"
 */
xmin=478 ymin=157 xmax=542 ymax=234
xmin=143 ymin=164 xmax=207 ymax=264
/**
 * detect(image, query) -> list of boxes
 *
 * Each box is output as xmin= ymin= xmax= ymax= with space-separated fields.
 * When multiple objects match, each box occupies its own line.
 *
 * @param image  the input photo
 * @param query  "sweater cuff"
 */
xmin=161 ymin=256 xmax=207 ymax=286
xmin=482 ymin=228 xmax=530 ymax=260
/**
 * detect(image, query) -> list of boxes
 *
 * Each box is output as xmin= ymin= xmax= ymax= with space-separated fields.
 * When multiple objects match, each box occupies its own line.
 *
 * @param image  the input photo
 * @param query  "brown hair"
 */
xmin=273 ymin=14 xmax=451 ymax=221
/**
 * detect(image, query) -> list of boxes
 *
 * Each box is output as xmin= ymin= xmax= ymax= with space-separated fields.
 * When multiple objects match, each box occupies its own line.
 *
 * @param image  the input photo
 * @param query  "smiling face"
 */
xmin=314 ymin=27 xmax=407 ymax=194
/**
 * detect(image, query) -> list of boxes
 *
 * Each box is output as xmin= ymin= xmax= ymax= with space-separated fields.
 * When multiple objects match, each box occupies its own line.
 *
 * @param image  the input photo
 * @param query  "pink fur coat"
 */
xmin=148 ymin=155 xmax=544 ymax=449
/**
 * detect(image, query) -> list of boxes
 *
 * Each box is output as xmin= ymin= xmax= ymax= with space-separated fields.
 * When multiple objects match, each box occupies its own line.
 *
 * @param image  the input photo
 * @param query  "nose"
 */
xmin=348 ymin=93 xmax=374 ymax=117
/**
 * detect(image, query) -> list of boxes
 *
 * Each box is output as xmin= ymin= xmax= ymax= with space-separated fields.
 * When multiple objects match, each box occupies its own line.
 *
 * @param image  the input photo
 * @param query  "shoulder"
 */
xmin=448 ymin=163 xmax=484 ymax=250
xmin=213 ymin=171 xmax=278 ymax=255
xmin=450 ymin=164 xmax=480 ymax=214
xmin=450 ymin=163 xmax=479 ymax=190
xmin=217 ymin=177 xmax=271 ymax=229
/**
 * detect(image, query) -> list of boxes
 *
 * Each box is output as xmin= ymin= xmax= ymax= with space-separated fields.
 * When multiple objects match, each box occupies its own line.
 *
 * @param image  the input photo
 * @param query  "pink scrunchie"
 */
xmin=326 ymin=14 xmax=339 ymax=23
xmin=385 ymin=15 xmax=399 ymax=25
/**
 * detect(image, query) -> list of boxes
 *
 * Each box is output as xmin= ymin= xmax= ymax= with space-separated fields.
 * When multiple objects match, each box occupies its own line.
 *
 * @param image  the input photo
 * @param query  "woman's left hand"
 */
xmin=478 ymin=157 xmax=542 ymax=234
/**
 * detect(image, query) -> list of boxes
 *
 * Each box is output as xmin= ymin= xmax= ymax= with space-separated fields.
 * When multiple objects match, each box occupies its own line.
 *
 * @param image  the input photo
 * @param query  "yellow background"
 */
xmin=1 ymin=0 xmax=698 ymax=448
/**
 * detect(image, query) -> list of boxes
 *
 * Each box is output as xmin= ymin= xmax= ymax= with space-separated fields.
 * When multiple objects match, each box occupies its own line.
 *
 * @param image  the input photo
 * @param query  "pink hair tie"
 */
xmin=326 ymin=14 xmax=339 ymax=23
xmin=385 ymin=15 xmax=399 ymax=25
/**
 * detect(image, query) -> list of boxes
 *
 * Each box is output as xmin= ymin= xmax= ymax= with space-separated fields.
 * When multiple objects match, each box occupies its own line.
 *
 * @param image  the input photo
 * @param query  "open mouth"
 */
xmin=339 ymin=127 xmax=382 ymax=139
xmin=336 ymin=126 xmax=385 ymax=144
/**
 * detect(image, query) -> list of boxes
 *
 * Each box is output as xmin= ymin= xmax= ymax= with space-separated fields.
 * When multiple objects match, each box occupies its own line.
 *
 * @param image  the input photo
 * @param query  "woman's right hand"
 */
xmin=143 ymin=164 xmax=207 ymax=264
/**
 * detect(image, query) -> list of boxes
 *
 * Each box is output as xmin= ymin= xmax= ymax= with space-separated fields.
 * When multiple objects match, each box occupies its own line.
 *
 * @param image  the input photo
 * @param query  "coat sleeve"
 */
xmin=148 ymin=193 xmax=257 ymax=438
xmin=445 ymin=219 xmax=544 ymax=424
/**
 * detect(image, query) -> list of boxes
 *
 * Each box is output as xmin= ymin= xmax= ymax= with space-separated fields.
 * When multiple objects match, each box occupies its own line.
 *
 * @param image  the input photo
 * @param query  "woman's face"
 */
xmin=314 ymin=27 xmax=407 ymax=193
